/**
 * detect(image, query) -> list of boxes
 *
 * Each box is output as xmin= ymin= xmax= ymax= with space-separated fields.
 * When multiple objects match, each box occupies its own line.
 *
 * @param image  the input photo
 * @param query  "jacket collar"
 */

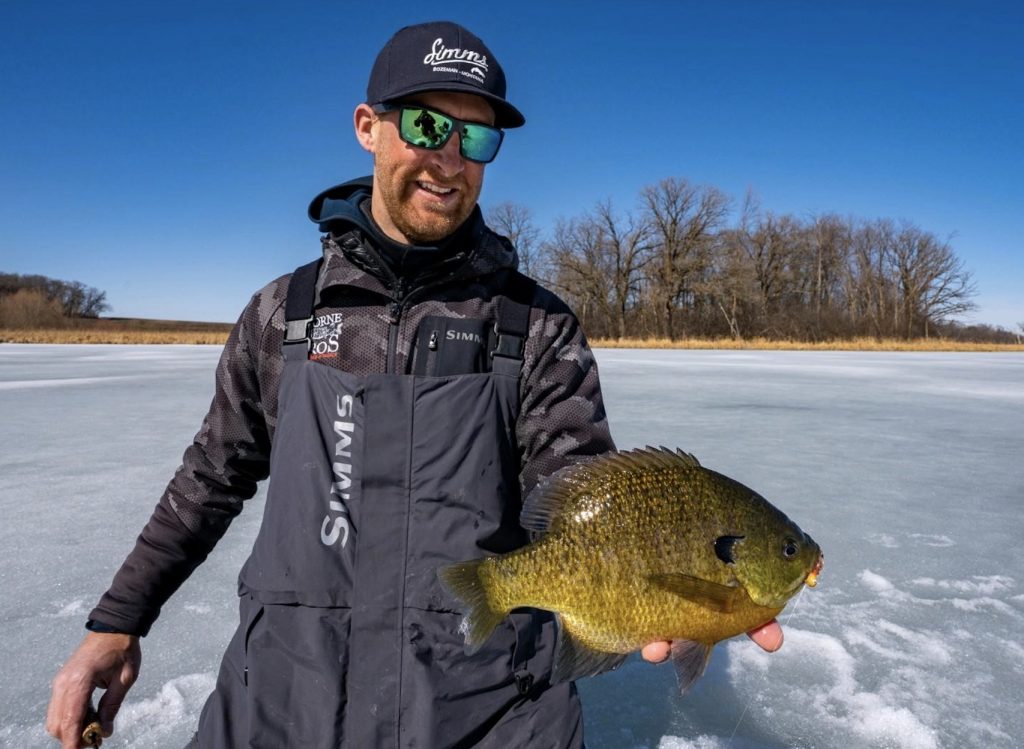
xmin=308 ymin=177 xmax=518 ymax=298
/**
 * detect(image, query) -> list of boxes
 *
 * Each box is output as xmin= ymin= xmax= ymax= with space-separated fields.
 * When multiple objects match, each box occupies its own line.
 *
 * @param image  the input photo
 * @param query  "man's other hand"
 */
xmin=46 ymin=631 xmax=141 ymax=748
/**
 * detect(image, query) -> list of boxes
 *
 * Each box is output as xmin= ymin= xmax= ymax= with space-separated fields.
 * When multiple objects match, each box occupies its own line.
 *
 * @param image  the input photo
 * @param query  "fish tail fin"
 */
xmin=438 ymin=558 xmax=507 ymax=653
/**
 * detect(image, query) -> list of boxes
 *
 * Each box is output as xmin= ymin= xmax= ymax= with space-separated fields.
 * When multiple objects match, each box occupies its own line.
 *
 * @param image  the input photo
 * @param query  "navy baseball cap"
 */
xmin=366 ymin=21 xmax=525 ymax=129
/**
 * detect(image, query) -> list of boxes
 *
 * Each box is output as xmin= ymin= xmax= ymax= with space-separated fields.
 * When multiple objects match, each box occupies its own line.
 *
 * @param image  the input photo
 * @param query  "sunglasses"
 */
xmin=374 ymin=103 xmax=504 ymax=163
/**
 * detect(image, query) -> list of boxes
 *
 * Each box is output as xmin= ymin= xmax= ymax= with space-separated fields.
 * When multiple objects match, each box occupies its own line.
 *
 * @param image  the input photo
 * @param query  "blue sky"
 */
xmin=2 ymin=1 xmax=1021 ymax=329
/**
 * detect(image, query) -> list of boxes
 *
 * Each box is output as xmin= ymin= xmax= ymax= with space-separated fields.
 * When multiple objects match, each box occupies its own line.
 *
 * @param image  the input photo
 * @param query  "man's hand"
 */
xmin=641 ymin=619 xmax=784 ymax=663
xmin=46 ymin=631 xmax=141 ymax=748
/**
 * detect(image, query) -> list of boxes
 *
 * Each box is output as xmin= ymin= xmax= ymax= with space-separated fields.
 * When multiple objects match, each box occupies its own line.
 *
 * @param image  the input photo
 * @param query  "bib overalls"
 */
xmin=191 ymin=261 xmax=584 ymax=748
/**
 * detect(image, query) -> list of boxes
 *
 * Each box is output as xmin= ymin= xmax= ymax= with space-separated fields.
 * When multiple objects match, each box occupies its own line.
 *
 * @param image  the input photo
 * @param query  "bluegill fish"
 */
xmin=439 ymin=447 xmax=823 ymax=692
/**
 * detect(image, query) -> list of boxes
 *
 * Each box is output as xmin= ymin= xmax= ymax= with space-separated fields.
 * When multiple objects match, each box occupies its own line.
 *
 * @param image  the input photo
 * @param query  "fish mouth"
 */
xmin=804 ymin=553 xmax=824 ymax=588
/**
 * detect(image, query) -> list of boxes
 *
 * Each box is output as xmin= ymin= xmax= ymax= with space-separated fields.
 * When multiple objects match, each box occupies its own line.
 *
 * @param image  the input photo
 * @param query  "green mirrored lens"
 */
xmin=401 ymin=108 xmax=454 ymax=148
xmin=459 ymin=123 xmax=503 ymax=163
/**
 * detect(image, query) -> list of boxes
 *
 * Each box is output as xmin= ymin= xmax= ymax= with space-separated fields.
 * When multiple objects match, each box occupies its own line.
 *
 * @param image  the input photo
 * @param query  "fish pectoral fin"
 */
xmin=670 ymin=639 xmax=714 ymax=695
xmin=648 ymin=573 xmax=739 ymax=613
xmin=551 ymin=615 xmax=629 ymax=684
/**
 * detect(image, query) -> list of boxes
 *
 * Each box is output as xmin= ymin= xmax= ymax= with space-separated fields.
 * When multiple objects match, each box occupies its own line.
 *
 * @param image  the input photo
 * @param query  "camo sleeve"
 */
xmin=517 ymin=287 xmax=616 ymax=496
xmin=88 ymin=280 xmax=287 ymax=636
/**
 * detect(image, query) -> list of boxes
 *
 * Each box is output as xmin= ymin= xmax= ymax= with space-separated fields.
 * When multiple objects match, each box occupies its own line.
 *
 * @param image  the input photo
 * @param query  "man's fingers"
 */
xmin=97 ymin=681 xmax=129 ymax=735
xmin=747 ymin=619 xmax=784 ymax=652
xmin=46 ymin=670 xmax=91 ymax=749
xmin=97 ymin=652 xmax=139 ymax=735
xmin=641 ymin=641 xmax=671 ymax=663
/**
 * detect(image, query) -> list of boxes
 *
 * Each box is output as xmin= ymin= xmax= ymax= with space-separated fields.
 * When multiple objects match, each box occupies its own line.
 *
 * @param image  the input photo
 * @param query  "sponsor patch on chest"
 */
xmin=310 ymin=312 xmax=343 ymax=361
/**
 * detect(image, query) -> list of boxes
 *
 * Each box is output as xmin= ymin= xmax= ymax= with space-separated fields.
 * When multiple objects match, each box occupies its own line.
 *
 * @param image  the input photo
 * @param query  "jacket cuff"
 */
xmin=85 ymin=618 xmax=135 ymax=635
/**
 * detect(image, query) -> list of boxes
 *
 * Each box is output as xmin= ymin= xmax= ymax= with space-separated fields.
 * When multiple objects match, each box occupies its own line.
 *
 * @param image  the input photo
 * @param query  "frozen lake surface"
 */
xmin=2 ymin=344 xmax=1022 ymax=748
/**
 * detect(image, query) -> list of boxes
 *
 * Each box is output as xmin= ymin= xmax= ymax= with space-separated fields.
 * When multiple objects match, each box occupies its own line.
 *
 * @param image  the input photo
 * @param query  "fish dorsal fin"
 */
xmin=520 ymin=447 xmax=702 ymax=533
xmin=670 ymin=639 xmax=714 ymax=694
xmin=551 ymin=615 xmax=629 ymax=683
xmin=648 ymin=573 xmax=740 ymax=614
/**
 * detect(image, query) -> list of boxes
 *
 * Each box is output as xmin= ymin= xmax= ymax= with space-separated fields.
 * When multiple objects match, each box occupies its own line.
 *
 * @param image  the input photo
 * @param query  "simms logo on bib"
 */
xmin=423 ymin=37 xmax=488 ymax=84
xmin=322 ymin=393 xmax=356 ymax=548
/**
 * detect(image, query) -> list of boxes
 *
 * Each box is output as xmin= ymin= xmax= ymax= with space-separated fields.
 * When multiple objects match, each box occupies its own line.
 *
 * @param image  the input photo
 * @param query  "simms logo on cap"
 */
xmin=423 ymin=37 xmax=489 ymax=84
xmin=366 ymin=21 xmax=526 ymax=128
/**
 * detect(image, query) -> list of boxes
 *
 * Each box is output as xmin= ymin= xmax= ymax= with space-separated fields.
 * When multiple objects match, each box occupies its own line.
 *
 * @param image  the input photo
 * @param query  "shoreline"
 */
xmin=2 ymin=329 xmax=1022 ymax=352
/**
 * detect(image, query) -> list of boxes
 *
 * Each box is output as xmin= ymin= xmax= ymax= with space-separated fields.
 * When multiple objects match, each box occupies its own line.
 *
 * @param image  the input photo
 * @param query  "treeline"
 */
xmin=0 ymin=273 xmax=109 ymax=328
xmin=488 ymin=178 xmax=1013 ymax=343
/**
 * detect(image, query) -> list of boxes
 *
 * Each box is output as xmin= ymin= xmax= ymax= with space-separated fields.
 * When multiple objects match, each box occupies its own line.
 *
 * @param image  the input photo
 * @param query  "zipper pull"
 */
xmin=388 ymin=301 xmax=402 ymax=324
xmin=428 ymin=330 xmax=438 ymax=351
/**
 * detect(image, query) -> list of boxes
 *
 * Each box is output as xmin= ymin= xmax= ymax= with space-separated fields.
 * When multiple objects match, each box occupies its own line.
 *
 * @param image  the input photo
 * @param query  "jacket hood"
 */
xmin=307 ymin=176 xmax=375 ymax=234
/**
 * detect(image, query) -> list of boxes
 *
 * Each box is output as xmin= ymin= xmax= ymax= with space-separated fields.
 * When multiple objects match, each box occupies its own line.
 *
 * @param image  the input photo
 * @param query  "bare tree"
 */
xmin=594 ymin=200 xmax=653 ymax=339
xmin=545 ymin=201 xmax=652 ymax=339
xmin=545 ymin=216 xmax=615 ymax=337
xmin=486 ymin=202 xmax=545 ymax=280
xmin=706 ymin=228 xmax=757 ymax=339
xmin=889 ymin=223 xmax=976 ymax=338
xmin=640 ymin=178 xmax=729 ymax=339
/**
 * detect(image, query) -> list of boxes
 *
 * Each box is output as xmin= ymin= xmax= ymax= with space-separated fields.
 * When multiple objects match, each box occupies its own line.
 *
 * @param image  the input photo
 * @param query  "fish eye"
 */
xmin=782 ymin=539 xmax=800 ymax=559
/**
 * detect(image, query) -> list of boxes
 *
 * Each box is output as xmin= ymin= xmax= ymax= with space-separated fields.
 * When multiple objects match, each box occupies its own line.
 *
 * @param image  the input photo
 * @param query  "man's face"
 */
xmin=358 ymin=91 xmax=494 ymax=245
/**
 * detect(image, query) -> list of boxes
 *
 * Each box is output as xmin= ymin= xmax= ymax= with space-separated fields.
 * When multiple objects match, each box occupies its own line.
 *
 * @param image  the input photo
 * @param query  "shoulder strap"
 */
xmin=490 ymin=271 xmax=536 ymax=376
xmin=282 ymin=258 xmax=322 ymax=361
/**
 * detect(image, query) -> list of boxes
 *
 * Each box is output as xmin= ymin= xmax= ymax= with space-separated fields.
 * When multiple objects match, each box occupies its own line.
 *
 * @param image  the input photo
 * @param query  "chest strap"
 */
xmin=282 ymin=259 xmax=321 ymax=361
xmin=282 ymin=260 xmax=536 ymax=374
xmin=490 ymin=271 xmax=536 ymax=377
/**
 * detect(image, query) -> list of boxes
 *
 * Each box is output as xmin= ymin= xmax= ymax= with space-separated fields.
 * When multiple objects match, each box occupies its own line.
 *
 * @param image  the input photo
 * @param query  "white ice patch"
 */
xmin=843 ymin=618 xmax=952 ymax=666
xmin=51 ymin=598 xmax=89 ymax=617
xmin=865 ymin=532 xmax=900 ymax=548
xmin=1006 ymin=640 xmax=1024 ymax=663
xmin=112 ymin=673 xmax=216 ymax=743
xmin=907 ymin=533 xmax=955 ymax=547
xmin=658 ymin=735 xmax=750 ymax=749
xmin=184 ymin=603 xmax=211 ymax=614
xmin=726 ymin=629 xmax=939 ymax=749
xmin=949 ymin=597 xmax=1019 ymax=615
xmin=909 ymin=575 xmax=1015 ymax=596
xmin=0 ymin=375 xmax=145 ymax=390
xmin=858 ymin=569 xmax=905 ymax=598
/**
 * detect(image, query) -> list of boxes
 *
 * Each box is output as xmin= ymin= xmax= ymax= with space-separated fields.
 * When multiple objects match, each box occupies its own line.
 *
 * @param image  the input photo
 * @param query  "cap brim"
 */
xmin=377 ymin=82 xmax=525 ymax=129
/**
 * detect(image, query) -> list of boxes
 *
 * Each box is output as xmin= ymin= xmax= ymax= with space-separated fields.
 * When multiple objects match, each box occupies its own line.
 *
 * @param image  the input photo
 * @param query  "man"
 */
xmin=47 ymin=21 xmax=783 ymax=748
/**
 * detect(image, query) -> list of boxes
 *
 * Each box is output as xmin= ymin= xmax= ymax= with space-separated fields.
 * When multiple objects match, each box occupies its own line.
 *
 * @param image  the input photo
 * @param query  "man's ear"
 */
xmin=354 ymin=104 xmax=377 ymax=153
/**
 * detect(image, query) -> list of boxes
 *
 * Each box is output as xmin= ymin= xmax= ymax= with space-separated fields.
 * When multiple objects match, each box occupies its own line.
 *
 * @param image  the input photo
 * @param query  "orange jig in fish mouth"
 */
xmin=805 ymin=554 xmax=824 ymax=588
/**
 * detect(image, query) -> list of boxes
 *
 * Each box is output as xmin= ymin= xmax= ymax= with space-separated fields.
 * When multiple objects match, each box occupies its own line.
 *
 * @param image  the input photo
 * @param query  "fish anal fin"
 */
xmin=670 ymin=639 xmax=714 ymax=694
xmin=649 ymin=573 xmax=739 ymax=614
xmin=551 ymin=615 xmax=629 ymax=683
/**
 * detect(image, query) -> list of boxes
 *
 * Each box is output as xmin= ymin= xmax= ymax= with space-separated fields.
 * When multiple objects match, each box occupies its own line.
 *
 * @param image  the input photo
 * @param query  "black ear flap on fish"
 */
xmin=670 ymin=639 xmax=714 ymax=694
xmin=551 ymin=614 xmax=629 ymax=683
xmin=714 ymin=535 xmax=745 ymax=565
xmin=648 ymin=572 xmax=740 ymax=614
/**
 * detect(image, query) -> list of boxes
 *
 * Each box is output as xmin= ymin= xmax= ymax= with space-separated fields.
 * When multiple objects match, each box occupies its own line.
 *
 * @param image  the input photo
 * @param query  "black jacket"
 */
xmin=89 ymin=179 xmax=616 ymax=636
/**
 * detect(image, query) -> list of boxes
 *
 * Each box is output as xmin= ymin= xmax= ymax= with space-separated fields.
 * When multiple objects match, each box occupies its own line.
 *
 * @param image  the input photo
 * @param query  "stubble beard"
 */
xmin=374 ymin=152 xmax=480 ymax=245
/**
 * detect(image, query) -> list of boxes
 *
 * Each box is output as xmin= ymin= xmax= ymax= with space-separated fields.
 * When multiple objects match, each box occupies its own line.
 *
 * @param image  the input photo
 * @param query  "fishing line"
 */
xmin=725 ymin=585 xmax=809 ymax=744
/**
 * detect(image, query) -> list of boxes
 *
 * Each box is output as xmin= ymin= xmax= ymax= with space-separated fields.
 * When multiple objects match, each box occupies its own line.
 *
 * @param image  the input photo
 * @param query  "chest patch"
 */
xmin=310 ymin=312 xmax=343 ymax=361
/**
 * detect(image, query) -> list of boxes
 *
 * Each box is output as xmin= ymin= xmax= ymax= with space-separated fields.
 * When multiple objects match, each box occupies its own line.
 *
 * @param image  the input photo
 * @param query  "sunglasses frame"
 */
xmin=373 ymin=102 xmax=504 ymax=164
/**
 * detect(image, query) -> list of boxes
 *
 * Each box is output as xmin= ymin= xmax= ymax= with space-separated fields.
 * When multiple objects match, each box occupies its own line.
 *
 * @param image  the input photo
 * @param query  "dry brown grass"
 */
xmin=0 ymin=328 xmax=230 ymax=344
xmin=0 ymin=316 xmax=234 ymax=344
xmin=2 ymin=325 xmax=1021 ymax=351
xmin=590 ymin=336 xmax=1024 ymax=352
